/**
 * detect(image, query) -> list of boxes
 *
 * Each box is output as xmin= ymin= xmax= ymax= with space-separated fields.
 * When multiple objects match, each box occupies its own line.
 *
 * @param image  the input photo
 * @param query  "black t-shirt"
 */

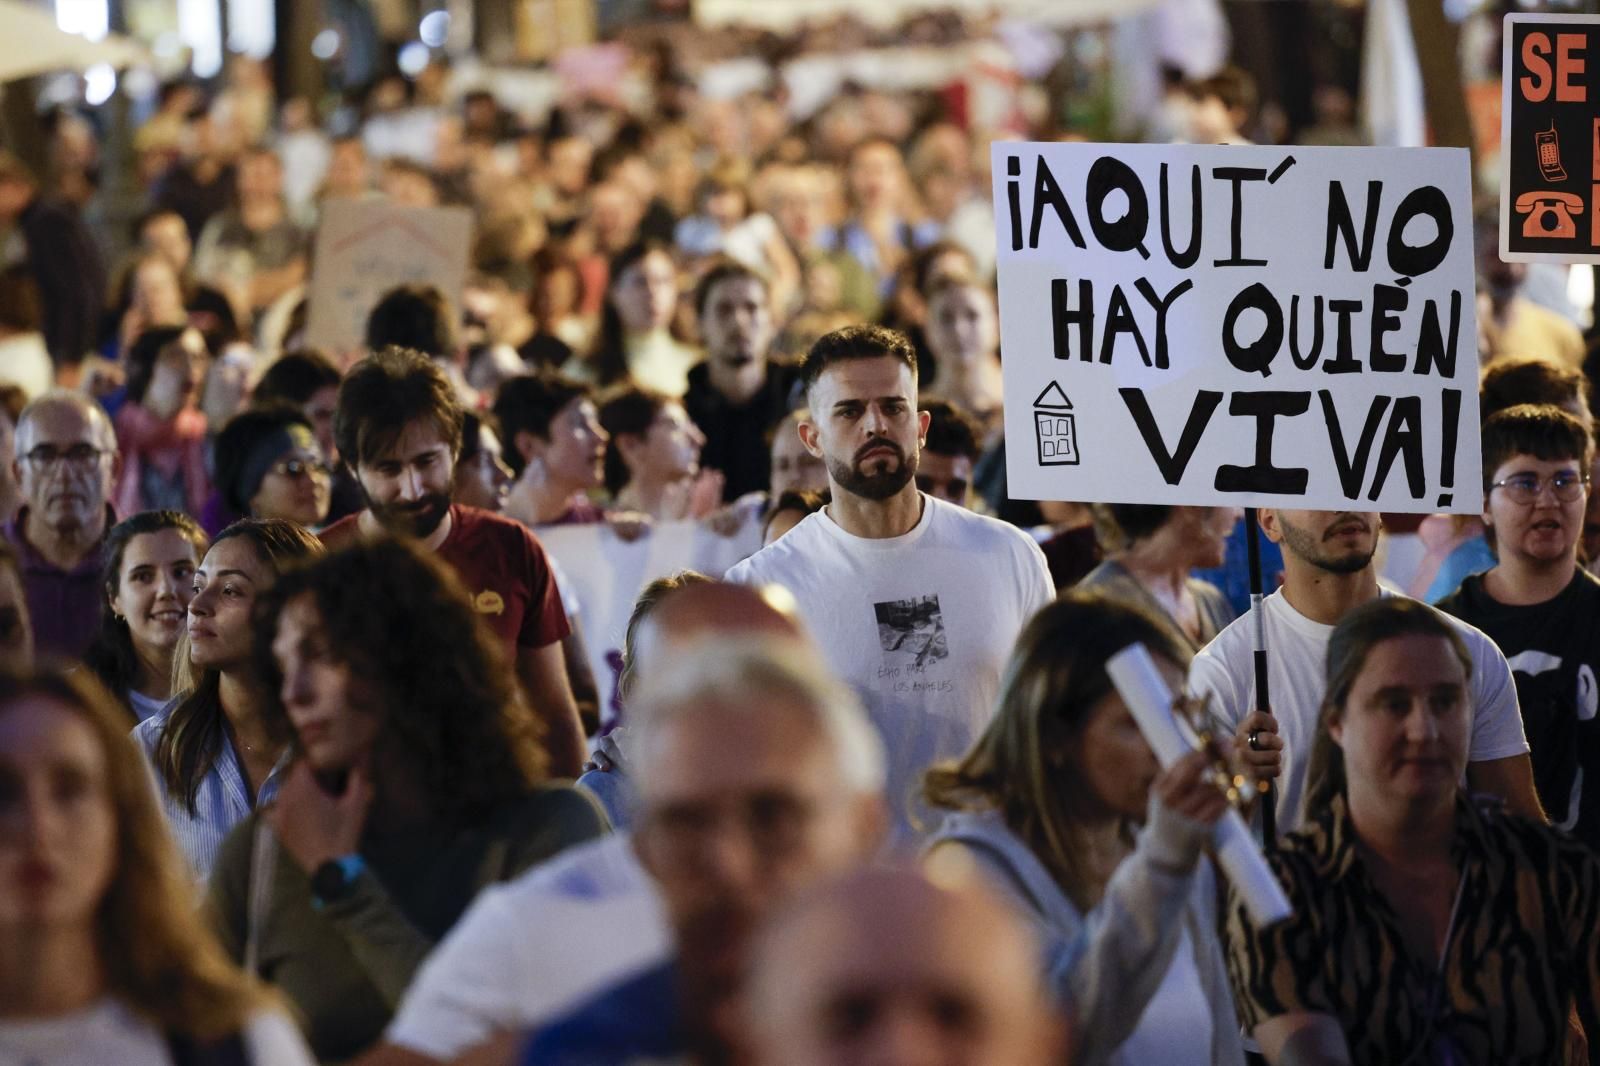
xmin=683 ymin=359 xmax=800 ymax=501
xmin=1438 ymin=569 xmax=1600 ymax=846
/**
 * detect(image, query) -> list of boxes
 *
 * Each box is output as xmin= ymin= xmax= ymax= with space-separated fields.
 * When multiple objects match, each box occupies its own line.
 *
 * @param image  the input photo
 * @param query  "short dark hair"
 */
xmin=1093 ymin=504 xmax=1174 ymax=552
xmin=459 ymin=410 xmax=491 ymax=463
xmin=1481 ymin=404 xmax=1595 ymax=492
xmin=212 ymin=404 xmax=316 ymax=514
xmin=1480 ymin=355 xmax=1592 ymax=422
xmin=763 ymin=488 xmax=827 ymax=541
xmin=1192 ymin=65 xmax=1257 ymax=117
xmin=492 ymin=372 xmax=592 ymax=476
xmin=693 ymin=256 xmax=768 ymax=321
xmin=253 ymin=350 xmax=341 ymax=407
xmin=922 ymin=400 xmax=980 ymax=461
xmin=365 ymin=284 xmax=457 ymax=358
xmin=798 ymin=325 xmax=918 ymax=402
xmin=335 ymin=346 xmax=465 ymax=468
xmin=0 ymin=265 xmax=42 ymax=332
xmin=598 ymin=384 xmax=670 ymax=496
xmin=124 ymin=326 xmax=192 ymax=405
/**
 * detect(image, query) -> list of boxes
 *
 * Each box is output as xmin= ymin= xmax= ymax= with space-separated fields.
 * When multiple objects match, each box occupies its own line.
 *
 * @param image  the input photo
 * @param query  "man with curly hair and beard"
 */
xmin=320 ymin=347 xmax=586 ymax=774
xmin=206 ymin=538 xmax=607 ymax=1063
xmin=725 ymin=325 xmax=1052 ymax=844
xmin=1190 ymin=509 xmax=1540 ymax=834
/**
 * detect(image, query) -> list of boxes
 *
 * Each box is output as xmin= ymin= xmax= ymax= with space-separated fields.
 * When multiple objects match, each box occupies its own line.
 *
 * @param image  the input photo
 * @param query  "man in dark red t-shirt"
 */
xmin=322 ymin=346 xmax=586 ymax=774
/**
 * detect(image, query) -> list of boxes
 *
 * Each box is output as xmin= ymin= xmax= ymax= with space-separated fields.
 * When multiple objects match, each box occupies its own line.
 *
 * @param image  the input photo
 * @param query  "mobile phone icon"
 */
xmin=1538 ymin=123 xmax=1568 ymax=182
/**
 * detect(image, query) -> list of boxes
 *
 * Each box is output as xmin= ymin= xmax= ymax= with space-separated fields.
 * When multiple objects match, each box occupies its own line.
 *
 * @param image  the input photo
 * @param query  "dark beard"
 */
xmin=828 ymin=439 xmax=916 ymax=501
xmin=1277 ymin=516 xmax=1376 ymax=574
xmin=368 ymin=493 xmax=451 ymax=538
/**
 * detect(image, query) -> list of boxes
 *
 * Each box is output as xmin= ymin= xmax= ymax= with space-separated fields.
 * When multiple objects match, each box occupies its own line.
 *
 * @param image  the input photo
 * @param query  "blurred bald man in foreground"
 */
xmin=748 ymin=865 xmax=1069 ymax=1066
xmin=365 ymin=581 xmax=814 ymax=1066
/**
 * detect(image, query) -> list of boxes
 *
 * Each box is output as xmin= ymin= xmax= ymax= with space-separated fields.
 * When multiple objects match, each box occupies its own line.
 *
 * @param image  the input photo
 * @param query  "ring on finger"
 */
xmin=1247 ymin=729 xmax=1263 ymax=752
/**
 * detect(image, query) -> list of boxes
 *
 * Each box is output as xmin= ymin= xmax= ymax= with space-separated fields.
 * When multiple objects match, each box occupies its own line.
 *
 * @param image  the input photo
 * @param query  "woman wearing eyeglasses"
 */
xmin=210 ymin=404 xmax=333 ymax=534
xmin=1228 ymin=595 xmax=1600 ymax=1065
xmin=1437 ymin=404 xmax=1600 ymax=848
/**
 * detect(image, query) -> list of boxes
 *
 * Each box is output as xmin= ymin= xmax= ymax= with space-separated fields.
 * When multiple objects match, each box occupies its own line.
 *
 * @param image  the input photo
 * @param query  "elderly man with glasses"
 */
xmin=3 ymin=391 xmax=120 ymax=658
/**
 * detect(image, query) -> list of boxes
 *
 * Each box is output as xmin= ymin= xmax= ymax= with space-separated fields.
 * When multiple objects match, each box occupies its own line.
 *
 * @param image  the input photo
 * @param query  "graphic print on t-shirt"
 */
xmin=873 ymin=595 xmax=952 ymax=694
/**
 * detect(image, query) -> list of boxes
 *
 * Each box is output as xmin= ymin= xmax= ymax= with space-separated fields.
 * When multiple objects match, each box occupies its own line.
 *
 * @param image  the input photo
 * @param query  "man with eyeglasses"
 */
xmin=1439 ymin=404 xmax=1600 ymax=847
xmin=2 ymin=391 xmax=119 ymax=658
xmin=1192 ymin=498 xmax=1541 ymax=833
xmin=515 ymin=637 xmax=887 ymax=1066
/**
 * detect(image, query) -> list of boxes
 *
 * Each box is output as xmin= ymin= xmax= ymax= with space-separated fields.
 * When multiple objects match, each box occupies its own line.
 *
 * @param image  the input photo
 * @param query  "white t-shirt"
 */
xmin=0 ymin=1001 xmax=312 ymax=1066
xmin=725 ymin=495 xmax=1055 ymax=841
xmin=1190 ymin=589 xmax=1530 ymax=832
xmin=384 ymin=832 xmax=668 ymax=1061
xmin=1113 ymin=926 xmax=1214 ymax=1066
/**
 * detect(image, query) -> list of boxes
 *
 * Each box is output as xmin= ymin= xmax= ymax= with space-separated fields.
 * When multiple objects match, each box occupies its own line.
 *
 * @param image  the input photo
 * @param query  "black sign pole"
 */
xmin=1245 ymin=508 xmax=1277 ymax=848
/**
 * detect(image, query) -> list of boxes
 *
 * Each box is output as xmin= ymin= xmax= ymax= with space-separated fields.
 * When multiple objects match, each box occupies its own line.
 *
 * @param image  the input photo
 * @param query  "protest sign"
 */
xmin=1500 ymin=14 xmax=1600 ymax=263
xmin=993 ymin=142 xmax=1481 ymax=513
xmin=537 ymin=518 xmax=764 ymax=732
xmin=304 ymin=201 xmax=474 ymax=354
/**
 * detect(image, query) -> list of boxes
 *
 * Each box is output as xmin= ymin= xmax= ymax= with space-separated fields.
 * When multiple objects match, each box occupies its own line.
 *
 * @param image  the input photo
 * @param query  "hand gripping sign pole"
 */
xmin=1245 ymin=509 xmax=1277 ymax=847
xmin=1106 ymin=642 xmax=1292 ymax=929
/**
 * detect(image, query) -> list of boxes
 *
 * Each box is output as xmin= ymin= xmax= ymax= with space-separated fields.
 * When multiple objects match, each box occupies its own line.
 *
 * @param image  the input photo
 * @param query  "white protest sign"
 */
xmin=304 ymin=201 xmax=474 ymax=354
xmin=993 ymin=143 xmax=1482 ymax=514
xmin=537 ymin=518 xmax=765 ymax=732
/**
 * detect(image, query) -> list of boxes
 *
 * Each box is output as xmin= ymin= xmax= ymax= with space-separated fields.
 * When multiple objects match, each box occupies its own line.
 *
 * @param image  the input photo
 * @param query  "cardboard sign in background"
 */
xmin=1500 ymin=14 xmax=1600 ymax=263
xmin=304 ymin=202 xmax=474 ymax=354
xmin=993 ymin=142 xmax=1482 ymax=513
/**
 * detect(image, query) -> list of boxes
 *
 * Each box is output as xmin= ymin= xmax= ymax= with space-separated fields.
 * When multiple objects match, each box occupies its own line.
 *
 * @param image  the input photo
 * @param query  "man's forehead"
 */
xmin=815 ymin=358 xmax=915 ymax=401
xmin=20 ymin=404 xmax=101 ymax=447
xmin=374 ymin=419 xmax=452 ymax=459
xmin=639 ymin=700 xmax=831 ymax=801
xmin=711 ymin=277 xmax=767 ymax=306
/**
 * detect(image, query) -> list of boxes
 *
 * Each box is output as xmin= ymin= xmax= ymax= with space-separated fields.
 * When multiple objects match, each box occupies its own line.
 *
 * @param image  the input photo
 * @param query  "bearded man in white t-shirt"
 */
xmin=726 ymin=324 xmax=1054 ymax=843
xmin=1189 ymin=508 xmax=1542 ymax=833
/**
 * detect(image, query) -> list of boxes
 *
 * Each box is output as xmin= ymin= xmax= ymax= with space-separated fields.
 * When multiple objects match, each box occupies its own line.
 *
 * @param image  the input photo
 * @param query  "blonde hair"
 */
xmin=0 ymin=667 xmax=275 ymax=1038
xmin=923 ymin=592 xmax=1190 ymax=911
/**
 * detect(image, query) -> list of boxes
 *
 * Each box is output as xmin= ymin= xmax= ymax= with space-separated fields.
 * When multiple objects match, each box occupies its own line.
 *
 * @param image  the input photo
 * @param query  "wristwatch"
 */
xmin=310 ymin=854 xmax=365 ymax=906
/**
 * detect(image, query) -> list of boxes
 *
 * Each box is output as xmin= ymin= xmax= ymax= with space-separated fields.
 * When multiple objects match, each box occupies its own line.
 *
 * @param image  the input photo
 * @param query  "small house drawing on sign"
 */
xmin=1034 ymin=382 xmax=1078 ymax=466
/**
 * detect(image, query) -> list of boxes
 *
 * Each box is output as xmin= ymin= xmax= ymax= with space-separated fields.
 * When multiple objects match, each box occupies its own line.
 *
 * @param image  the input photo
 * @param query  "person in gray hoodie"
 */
xmin=924 ymin=590 xmax=1247 ymax=1066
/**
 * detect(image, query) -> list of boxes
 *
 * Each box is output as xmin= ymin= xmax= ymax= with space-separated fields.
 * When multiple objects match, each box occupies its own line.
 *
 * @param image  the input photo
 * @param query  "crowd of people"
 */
xmin=4 ymin=16 xmax=1600 ymax=1066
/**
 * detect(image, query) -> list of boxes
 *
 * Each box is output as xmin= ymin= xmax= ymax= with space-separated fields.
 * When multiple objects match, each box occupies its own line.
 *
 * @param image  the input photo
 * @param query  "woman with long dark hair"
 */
xmin=924 ymin=592 xmax=1243 ymax=1066
xmin=571 ymin=239 xmax=695 ymax=397
xmin=131 ymin=518 xmax=323 ymax=879
xmin=208 ymin=537 xmax=606 ymax=1061
xmin=0 ymin=666 xmax=313 ymax=1064
xmin=81 ymin=510 xmax=208 ymax=723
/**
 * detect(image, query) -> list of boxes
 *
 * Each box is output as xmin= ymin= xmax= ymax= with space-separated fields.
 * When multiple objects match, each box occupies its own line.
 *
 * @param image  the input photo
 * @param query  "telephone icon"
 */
xmin=1537 ymin=123 xmax=1568 ymax=182
xmin=1515 ymin=191 xmax=1584 ymax=239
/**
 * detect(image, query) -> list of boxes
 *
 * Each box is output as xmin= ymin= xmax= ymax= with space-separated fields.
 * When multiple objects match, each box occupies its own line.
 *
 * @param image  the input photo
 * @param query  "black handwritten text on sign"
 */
xmin=1500 ymin=14 xmax=1600 ymax=263
xmin=992 ymin=143 xmax=1481 ymax=514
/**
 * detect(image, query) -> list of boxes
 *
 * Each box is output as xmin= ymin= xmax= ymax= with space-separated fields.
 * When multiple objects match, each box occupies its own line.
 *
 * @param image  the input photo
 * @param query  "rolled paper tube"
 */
xmin=1107 ymin=643 xmax=1293 ymax=929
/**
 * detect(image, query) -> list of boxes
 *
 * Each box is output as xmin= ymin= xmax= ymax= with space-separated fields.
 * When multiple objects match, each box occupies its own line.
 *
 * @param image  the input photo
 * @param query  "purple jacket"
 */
xmin=4 ymin=506 xmax=110 ymax=661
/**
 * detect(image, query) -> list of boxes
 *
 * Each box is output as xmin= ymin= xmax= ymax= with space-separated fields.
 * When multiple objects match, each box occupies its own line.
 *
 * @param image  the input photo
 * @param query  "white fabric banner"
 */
xmin=993 ymin=141 xmax=1483 ymax=514
xmin=538 ymin=517 xmax=764 ymax=731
